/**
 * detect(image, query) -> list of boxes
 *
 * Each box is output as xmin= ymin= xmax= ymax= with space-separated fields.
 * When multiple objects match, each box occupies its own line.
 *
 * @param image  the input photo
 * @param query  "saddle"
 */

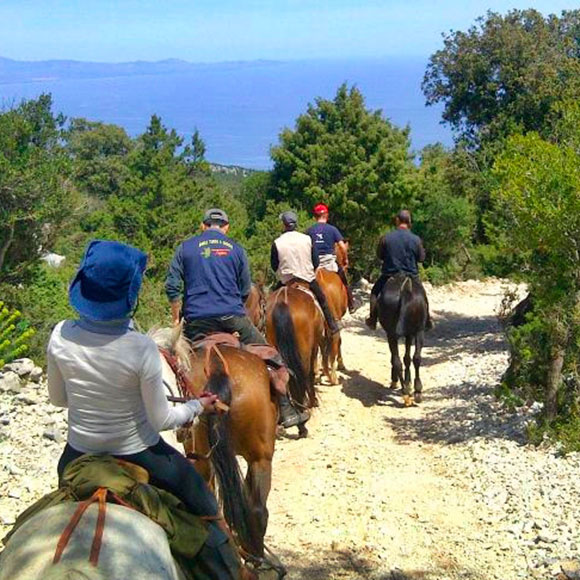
xmin=277 ymin=279 xmax=325 ymax=319
xmin=186 ymin=333 xmax=289 ymax=396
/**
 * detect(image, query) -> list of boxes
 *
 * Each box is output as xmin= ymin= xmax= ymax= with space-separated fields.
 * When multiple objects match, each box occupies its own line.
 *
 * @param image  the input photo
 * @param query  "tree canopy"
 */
xmin=270 ymin=84 xmax=415 ymax=274
xmin=423 ymin=9 xmax=580 ymax=146
xmin=0 ymin=95 xmax=73 ymax=274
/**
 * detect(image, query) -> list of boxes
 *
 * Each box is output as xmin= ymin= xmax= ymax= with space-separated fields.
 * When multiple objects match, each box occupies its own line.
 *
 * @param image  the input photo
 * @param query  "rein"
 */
xmin=159 ymin=347 xmax=193 ymax=399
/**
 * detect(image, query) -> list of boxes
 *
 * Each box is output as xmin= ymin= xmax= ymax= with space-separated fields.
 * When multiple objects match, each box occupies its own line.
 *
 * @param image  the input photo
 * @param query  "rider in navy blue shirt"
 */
xmin=165 ymin=208 xmax=266 ymax=344
xmin=166 ymin=208 xmax=310 ymax=429
xmin=366 ymin=210 xmax=432 ymax=330
xmin=306 ymin=203 xmax=355 ymax=312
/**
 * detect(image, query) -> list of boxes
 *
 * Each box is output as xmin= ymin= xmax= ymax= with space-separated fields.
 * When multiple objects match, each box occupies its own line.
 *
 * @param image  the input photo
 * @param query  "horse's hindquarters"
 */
xmin=0 ymin=503 xmax=185 ymax=580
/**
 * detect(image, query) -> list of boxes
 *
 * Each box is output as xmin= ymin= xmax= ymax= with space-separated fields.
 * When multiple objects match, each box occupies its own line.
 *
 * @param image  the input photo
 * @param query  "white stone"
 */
xmin=0 ymin=371 xmax=21 ymax=393
xmin=28 ymin=366 xmax=43 ymax=383
xmin=40 ymin=252 xmax=66 ymax=268
xmin=4 ymin=358 xmax=35 ymax=377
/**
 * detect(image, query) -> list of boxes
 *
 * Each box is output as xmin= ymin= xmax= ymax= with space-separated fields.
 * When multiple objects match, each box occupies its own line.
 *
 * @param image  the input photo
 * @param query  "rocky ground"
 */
xmin=1 ymin=279 xmax=579 ymax=579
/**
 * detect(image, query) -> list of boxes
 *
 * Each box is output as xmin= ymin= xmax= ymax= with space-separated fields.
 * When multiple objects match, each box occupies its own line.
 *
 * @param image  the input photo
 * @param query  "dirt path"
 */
xmin=2 ymin=279 xmax=578 ymax=579
xmin=264 ymin=279 xmax=539 ymax=580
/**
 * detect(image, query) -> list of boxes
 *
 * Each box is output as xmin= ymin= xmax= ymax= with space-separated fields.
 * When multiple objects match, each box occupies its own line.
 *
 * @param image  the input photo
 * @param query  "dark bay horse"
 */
xmin=151 ymin=328 xmax=281 ymax=574
xmin=378 ymin=275 xmax=428 ymax=407
xmin=245 ymin=284 xmax=266 ymax=330
xmin=316 ymin=269 xmax=348 ymax=385
xmin=265 ymin=284 xmax=324 ymax=436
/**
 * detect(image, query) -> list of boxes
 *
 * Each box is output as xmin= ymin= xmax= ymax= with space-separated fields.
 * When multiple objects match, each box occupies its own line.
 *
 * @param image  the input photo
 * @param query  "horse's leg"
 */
xmin=413 ymin=331 xmax=424 ymax=403
xmin=245 ymin=457 xmax=272 ymax=554
xmin=318 ymin=335 xmax=328 ymax=384
xmin=403 ymin=336 xmax=415 ymax=407
xmin=387 ymin=333 xmax=402 ymax=391
xmin=337 ymin=333 xmax=346 ymax=371
xmin=328 ymin=333 xmax=340 ymax=385
xmin=404 ymin=335 xmax=413 ymax=387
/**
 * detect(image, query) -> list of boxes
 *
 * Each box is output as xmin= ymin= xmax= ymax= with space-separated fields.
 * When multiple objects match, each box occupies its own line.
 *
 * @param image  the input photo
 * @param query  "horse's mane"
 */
xmin=147 ymin=323 xmax=192 ymax=371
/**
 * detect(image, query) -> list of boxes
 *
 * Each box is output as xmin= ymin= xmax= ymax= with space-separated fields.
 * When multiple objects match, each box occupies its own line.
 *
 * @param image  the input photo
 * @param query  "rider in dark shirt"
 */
xmin=306 ymin=203 xmax=355 ymax=312
xmin=365 ymin=210 xmax=432 ymax=330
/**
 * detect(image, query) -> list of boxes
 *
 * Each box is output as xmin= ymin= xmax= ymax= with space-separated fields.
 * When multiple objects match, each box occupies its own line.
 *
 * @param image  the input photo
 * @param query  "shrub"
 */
xmin=0 ymin=302 xmax=35 ymax=368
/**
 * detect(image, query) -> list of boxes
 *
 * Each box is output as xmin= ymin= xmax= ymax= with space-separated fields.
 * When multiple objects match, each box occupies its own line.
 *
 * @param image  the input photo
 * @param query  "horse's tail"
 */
xmin=272 ymin=301 xmax=315 ymax=407
xmin=205 ymin=362 xmax=263 ymax=557
xmin=396 ymin=277 xmax=424 ymax=337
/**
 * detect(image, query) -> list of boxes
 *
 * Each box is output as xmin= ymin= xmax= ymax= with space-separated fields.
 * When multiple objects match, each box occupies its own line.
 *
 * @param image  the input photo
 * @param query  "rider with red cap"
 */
xmin=307 ymin=203 xmax=355 ymax=312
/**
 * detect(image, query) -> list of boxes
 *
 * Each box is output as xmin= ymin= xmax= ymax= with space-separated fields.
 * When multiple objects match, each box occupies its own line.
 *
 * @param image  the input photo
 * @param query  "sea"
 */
xmin=0 ymin=58 xmax=452 ymax=169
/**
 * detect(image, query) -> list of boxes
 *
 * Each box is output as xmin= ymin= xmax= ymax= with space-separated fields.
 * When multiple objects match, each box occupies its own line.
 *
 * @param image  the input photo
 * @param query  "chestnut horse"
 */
xmin=316 ymin=269 xmax=348 ymax=385
xmin=150 ymin=328 xmax=283 ymax=575
xmin=378 ymin=275 xmax=428 ymax=407
xmin=265 ymin=285 xmax=324 ymax=437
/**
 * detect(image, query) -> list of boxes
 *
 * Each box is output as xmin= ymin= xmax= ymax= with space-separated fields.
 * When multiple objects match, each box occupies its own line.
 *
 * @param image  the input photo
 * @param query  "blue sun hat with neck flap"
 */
xmin=69 ymin=240 xmax=148 ymax=322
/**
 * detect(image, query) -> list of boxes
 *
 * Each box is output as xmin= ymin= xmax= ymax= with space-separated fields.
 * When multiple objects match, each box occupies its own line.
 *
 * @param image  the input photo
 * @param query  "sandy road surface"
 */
xmin=2 ymin=279 xmax=578 ymax=579
xmin=264 ymin=279 xmax=557 ymax=580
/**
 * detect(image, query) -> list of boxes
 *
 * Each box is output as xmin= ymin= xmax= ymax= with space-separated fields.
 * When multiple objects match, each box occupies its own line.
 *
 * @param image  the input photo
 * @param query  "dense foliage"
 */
xmin=0 ymin=302 xmax=35 ymax=368
xmin=423 ymin=9 xmax=580 ymax=147
xmin=0 ymin=95 xmax=74 ymax=275
xmin=492 ymin=128 xmax=579 ymax=441
xmin=270 ymin=84 xmax=416 ymax=276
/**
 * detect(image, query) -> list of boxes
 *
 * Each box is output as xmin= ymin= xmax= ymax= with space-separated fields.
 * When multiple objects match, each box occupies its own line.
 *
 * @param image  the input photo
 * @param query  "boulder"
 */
xmin=0 ymin=371 xmax=22 ymax=393
xmin=4 ymin=358 xmax=35 ymax=378
xmin=28 ymin=366 xmax=43 ymax=383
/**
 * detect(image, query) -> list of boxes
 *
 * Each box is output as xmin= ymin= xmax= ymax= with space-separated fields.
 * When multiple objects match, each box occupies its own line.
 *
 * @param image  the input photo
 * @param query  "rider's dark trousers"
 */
xmin=184 ymin=314 xmax=267 ymax=345
xmin=58 ymin=438 xmax=219 ymax=515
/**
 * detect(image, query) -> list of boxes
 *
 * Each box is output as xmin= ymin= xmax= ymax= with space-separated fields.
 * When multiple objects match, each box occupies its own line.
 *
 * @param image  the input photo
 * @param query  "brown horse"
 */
xmin=245 ymin=284 xmax=266 ymax=330
xmin=151 ymin=328 xmax=282 ymax=575
xmin=265 ymin=284 xmax=324 ymax=437
xmin=316 ymin=269 xmax=348 ymax=384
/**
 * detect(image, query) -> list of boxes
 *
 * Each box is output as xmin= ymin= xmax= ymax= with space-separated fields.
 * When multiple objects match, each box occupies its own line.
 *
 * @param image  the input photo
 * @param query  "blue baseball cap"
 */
xmin=69 ymin=240 xmax=148 ymax=321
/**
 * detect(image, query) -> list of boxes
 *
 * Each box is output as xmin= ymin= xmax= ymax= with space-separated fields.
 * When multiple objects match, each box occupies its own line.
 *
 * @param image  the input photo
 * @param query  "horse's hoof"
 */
xmin=403 ymin=395 xmax=414 ymax=407
xmin=298 ymin=424 xmax=309 ymax=438
xmin=390 ymin=382 xmax=398 ymax=390
xmin=414 ymin=392 xmax=423 ymax=404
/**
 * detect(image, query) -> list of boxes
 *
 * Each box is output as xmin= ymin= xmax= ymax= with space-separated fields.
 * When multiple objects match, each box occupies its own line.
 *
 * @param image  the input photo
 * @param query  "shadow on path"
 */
xmin=341 ymin=370 xmax=405 ymax=409
xmin=385 ymin=376 xmax=526 ymax=446
xmin=272 ymin=545 xmax=486 ymax=580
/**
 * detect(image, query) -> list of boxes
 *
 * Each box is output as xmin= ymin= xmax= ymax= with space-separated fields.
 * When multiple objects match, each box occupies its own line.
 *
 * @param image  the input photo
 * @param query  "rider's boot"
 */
xmin=365 ymin=294 xmax=378 ymax=330
xmin=278 ymin=394 xmax=310 ymax=428
xmin=309 ymin=280 xmax=340 ymax=335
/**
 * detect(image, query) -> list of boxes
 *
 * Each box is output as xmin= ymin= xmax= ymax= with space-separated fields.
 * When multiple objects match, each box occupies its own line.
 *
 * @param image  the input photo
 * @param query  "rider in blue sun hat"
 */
xmin=48 ymin=239 xmax=241 ymax=577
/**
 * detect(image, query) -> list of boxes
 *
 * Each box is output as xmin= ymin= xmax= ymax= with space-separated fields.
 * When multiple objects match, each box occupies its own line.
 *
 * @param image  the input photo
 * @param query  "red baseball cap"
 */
xmin=313 ymin=203 xmax=329 ymax=215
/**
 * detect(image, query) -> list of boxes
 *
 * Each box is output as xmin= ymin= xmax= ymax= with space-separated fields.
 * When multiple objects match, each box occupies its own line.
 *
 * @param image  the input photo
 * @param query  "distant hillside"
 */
xmin=0 ymin=56 xmax=283 ymax=84
xmin=210 ymin=163 xmax=255 ymax=177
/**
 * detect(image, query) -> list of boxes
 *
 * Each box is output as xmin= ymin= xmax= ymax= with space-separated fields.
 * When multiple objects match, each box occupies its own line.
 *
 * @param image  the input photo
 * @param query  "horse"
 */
xmin=316 ymin=269 xmax=348 ymax=385
xmin=150 ymin=327 xmax=283 ymax=575
xmin=0 ymin=502 xmax=186 ymax=580
xmin=265 ymin=284 xmax=324 ymax=437
xmin=245 ymin=284 xmax=266 ymax=330
xmin=378 ymin=274 xmax=428 ymax=407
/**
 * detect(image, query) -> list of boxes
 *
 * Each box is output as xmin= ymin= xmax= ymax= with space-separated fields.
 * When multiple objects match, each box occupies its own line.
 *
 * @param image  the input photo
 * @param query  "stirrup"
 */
xmin=279 ymin=407 xmax=310 ymax=428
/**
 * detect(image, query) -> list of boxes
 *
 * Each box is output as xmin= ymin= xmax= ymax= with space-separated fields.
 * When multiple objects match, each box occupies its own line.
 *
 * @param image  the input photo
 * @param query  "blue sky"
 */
xmin=1 ymin=1 xmax=577 ymax=62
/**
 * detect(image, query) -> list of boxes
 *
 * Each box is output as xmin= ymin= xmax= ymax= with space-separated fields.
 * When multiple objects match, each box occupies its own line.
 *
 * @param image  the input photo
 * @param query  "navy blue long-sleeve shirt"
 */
xmin=165 ymin=229 xmax=251 ymax=320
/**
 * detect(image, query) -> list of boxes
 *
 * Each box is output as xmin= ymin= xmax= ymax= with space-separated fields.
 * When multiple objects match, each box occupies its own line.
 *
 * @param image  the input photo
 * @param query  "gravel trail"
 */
xmin=1 ymin=279 xmax=579 ymax=579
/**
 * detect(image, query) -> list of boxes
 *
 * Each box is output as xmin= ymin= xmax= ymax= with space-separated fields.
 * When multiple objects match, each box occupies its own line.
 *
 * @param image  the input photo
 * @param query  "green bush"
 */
xmin=0 ymin=302 xmax=35 ymax=368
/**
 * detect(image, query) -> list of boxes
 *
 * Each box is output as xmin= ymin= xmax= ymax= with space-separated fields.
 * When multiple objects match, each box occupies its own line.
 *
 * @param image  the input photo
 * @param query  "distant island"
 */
xmin=0 ymin=56 xmax=284 ymax=84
